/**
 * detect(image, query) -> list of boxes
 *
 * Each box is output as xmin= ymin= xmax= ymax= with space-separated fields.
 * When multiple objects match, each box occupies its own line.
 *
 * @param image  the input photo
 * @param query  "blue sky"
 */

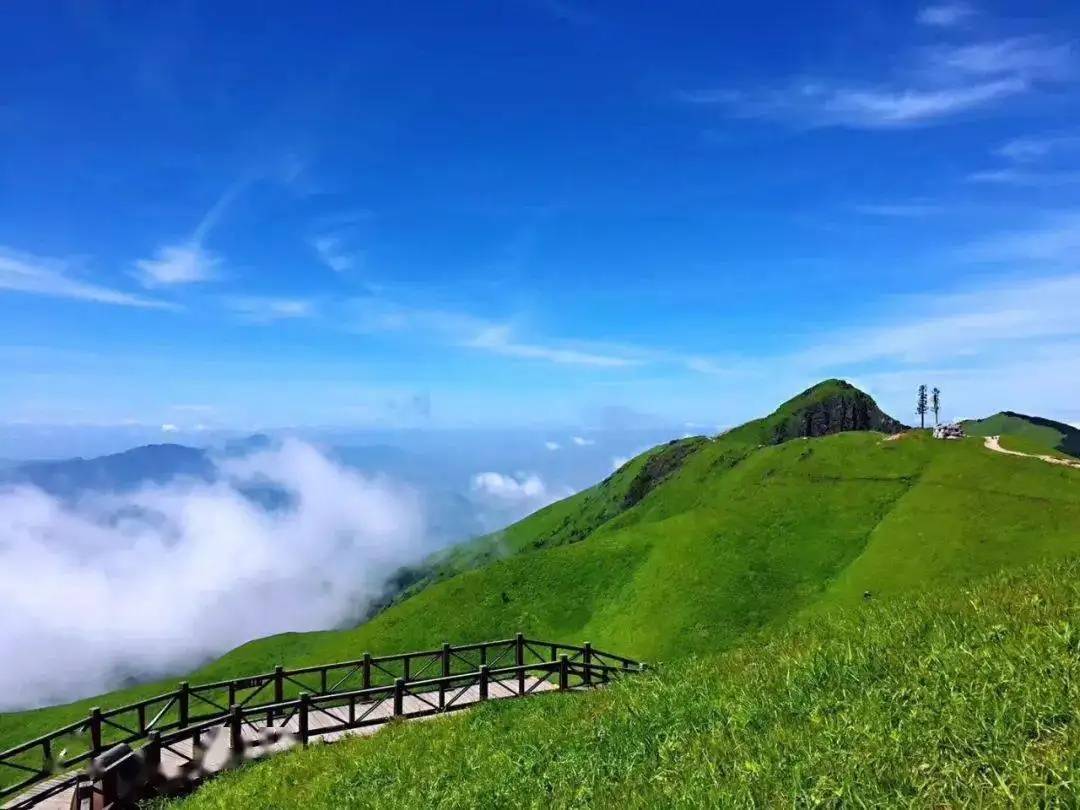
xmin=2 ymin=0 xmax=1080 ymax=450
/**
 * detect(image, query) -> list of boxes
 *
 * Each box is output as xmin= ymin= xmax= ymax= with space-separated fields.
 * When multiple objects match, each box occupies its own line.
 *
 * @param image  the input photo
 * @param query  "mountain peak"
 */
xmin=726 ymin=379 xmax=906 ymax=446
xmin=767 ymin=379 xmax=906 ymax=442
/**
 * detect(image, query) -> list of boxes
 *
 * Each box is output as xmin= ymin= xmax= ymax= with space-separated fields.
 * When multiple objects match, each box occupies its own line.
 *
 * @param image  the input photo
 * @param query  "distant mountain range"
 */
xmin=5 ymin=443 xmax=216 ymax=497
xmin=0 ymin=434 xmax=487 ymax=548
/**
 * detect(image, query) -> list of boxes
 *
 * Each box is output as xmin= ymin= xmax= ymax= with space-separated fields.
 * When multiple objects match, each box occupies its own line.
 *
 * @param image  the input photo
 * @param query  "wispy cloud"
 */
xmin=466 ymin=326 xmax=640 ymax=368
xmin=310 ymin=234 xmax=361 ymax=274
xmin=963 ymin=211 xmax=1080 ymax=263
xmin=344 ymin=298 xmax=642 ymax=368
xmin=967 ymin=168 xmax=1080 ymax=186
xmin=571 ymin=435 xmax=595 ymax=446
xmin=135 ymin=243 xmax=221 ymax=287
xmin=691 ymin=76 xmax=1025 ymax=129
xmin=682 ymin=33 xmax=1073 ymax=129
xmin=134 ymin=180 xmax=247 ymax=287
xmin=970 ymin=130 xmax=1080 ymax=186
xmin=0 ymin=247 xmax=172 ymax=309
xmin=224 ymin=296 xmax=317 ymax=323
xmin=917 ymin=3 xmax=975 ymax=28
xmin=996 ymin=133 xmax=1080 ymax=162
xmin=931 ymin=36 xmax=1075 ymax=81
xmin=794 ymin=271 xmax=1080 ymax=370
xmin=854 ymin=203 xmax=943 ymax=217
xmin=545 ymin=441 xmax=561 ymax=451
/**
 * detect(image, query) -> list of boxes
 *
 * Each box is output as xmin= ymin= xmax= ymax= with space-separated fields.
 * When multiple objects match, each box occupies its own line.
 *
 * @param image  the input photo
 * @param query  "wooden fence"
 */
xmin=1 ymin=636 xmax=642 ymax=809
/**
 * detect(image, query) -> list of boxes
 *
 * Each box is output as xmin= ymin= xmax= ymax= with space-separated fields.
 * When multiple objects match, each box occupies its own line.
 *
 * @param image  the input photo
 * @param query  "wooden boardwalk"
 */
xmin=8 ymin=676 xmax=557 ymax=810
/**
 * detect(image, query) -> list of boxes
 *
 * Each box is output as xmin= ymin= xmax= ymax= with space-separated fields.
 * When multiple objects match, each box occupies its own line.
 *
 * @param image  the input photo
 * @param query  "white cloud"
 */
xmin=135 ymin=243 xmax=221 ymax=287
xmin=467 ymin=326 xmax=639 ymax=368
xmin=687 ymin=77 xmax=1026 ymax=129
xmin=225 ymin=296 xmax=317 ymax=323
xmin=469 ymin=470 xmax=572 ymax=529
xmin=963 ymin=212 xmax=1080 ymax=263
xmin=683 ymin=35 xmax=1073 ymax=130
xmin=134 ymin=180 xmax=246 ymax=287
xmin=854 ymin=203 xmax=943 ymax=217
xmin=793 ymin=271 xmax=1080 ymax=369
xmin=344 ymin=298 xmax=645 ymax=368
xmin=311 ymin=234 xmax=361 ymax=274
xmin=160 ymin=423 xmax=179 ymax=433
xmin=0 ymin=247 xmax=172 ymax=309
xmin=933 ymin=36 xmax=1075 ymax=81
xmin=544 ymin=441 xmax=561 ymax=451
xmin=0 ymin=439 xmax=428 ymax=710
xmin=967 ymin=168 xmax=1080 ymax=186
xmin=571 ymin=436 xmax=595 ymax=446
xmin=996 ymin=133 xmax=1080 ymax=162
xmin=471 ymin=471 xmax=549 ymax=501
xmin=917 ymin=3 xmax=975 ymax=27
xmin=815 ymin=79 xmax=1025 ymax=128
xmin=610 ymin=455 xmax=629 ymax=471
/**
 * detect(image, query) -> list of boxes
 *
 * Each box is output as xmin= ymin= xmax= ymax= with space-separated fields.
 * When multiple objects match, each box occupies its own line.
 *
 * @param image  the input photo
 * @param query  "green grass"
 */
xmin=963 ymin=411 xmax=1080 ymax=459
xmin=996 ymin=434 xmax=1076 ymax=461
xmin=391 ymin=436 xmax=711 ymax=600
xmin=166 ymin=559 xmax=1080 ymax=808
xmin=7 ymin=428 xmax=1080 ymax=761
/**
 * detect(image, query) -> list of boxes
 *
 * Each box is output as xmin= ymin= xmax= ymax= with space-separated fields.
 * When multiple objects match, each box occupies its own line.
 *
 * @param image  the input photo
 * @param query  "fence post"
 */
xmin=178 ymin=681 xmax=189 ymax=727
xmin=393 ymin=679 xmax=404 ymax=717
xmin=299 ymin=693 xmax=310 ymax=747
xmin=89 ymin=707 xmax=102 ymax=756
xmin=403 ymin=655 xmax=410 ymax=683
xmin=515 ymin=633 xmax=525 ymax=695
xmin=145 ymin=730 xmax=162 ymax=787
xmin=101 ymin=764 xmax=118 ymax=807
xmin=269 ymin=666 xmax=283 ymax=725
xmin=559 ymin=655 xmax=569 ymax=691
xmin=229 ymin=705 xmax=242 ymax=751
xmin=479 ymin=665 xmax=490 ymax=701
xmin=440 ymin=642 xmax=450 ymax=709
xmin=363 ymin=653 xmax=371 ymax=689
xmin=583 ymin=642 xmax=593 ymax=686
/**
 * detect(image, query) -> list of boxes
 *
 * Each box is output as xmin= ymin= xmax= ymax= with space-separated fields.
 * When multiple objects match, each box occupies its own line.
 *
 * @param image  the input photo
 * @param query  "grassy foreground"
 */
xmin=167 ymin=560 xmax=1080 ymax=808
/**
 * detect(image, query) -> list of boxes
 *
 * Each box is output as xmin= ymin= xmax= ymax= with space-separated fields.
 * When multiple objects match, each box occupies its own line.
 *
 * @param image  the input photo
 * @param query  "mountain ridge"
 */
xmin=5 ymin=380 xmax=1079 ymax=753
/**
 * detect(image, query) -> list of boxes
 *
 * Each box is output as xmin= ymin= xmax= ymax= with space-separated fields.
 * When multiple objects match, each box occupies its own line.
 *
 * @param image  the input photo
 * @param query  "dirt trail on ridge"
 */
xmin=983 ymin=435 xmax=1080 ymax=470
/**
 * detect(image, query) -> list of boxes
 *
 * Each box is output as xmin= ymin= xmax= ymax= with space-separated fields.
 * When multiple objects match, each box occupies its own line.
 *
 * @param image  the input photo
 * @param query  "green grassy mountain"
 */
xmin=963 ymin=411 xmax=1080 ymax=460
xmin=392 ymin=378 xmax=907 ymax=600
xmin=170 ymin=559 xmax=1080 ymax=808
xmin=4 ymin=380 xmax=1080 ymax=759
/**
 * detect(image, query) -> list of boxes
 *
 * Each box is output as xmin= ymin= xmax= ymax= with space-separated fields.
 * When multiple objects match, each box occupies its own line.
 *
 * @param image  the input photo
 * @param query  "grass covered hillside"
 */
xmin=4 ymin=381 xmax=1080 ymax=756
xmin=169 ymin=560 xmax=1080 ymax=808
xmin=395 ymin=378 xmax=905 ymax=598
xmin=964 ymin=411 xmax=1080 ymax=460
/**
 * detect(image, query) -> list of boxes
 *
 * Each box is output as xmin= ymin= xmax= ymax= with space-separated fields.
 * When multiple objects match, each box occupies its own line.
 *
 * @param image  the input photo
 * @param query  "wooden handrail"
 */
xmin=1 ymin=635 xmax=643 ymax=806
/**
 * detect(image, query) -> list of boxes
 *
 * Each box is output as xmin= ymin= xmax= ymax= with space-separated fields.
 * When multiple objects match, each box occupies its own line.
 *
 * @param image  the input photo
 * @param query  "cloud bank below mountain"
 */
xmin=0 ymin=439 xmax=428 ymax=710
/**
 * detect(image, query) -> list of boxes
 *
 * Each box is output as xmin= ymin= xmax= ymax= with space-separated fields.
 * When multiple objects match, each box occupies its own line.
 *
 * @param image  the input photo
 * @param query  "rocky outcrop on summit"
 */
xmin=770 ymin=381 xmax=907 ymax=443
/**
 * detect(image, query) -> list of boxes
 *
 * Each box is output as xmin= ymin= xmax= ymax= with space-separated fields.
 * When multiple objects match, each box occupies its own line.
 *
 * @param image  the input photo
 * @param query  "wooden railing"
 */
xmin=0 ymin=635 xmax=642 ymax=808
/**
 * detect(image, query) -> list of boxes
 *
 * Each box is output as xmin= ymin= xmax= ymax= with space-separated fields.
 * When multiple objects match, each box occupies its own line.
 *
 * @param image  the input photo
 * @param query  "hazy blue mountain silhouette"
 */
xmin=7 ymin=443 xmax=215 ymax=497
xmin=1 ymin=436 xmax=486 ymax=546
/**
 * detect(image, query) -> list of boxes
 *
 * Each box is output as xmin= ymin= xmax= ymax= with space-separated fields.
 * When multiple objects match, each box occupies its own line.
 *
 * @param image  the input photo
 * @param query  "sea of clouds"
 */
xmin=0 ymin=439 xmax=428 ymax=711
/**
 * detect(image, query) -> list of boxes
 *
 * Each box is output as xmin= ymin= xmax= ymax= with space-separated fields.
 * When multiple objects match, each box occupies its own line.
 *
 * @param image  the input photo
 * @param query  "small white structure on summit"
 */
xmin=932 ymin=423 xmax=966 ymax=440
